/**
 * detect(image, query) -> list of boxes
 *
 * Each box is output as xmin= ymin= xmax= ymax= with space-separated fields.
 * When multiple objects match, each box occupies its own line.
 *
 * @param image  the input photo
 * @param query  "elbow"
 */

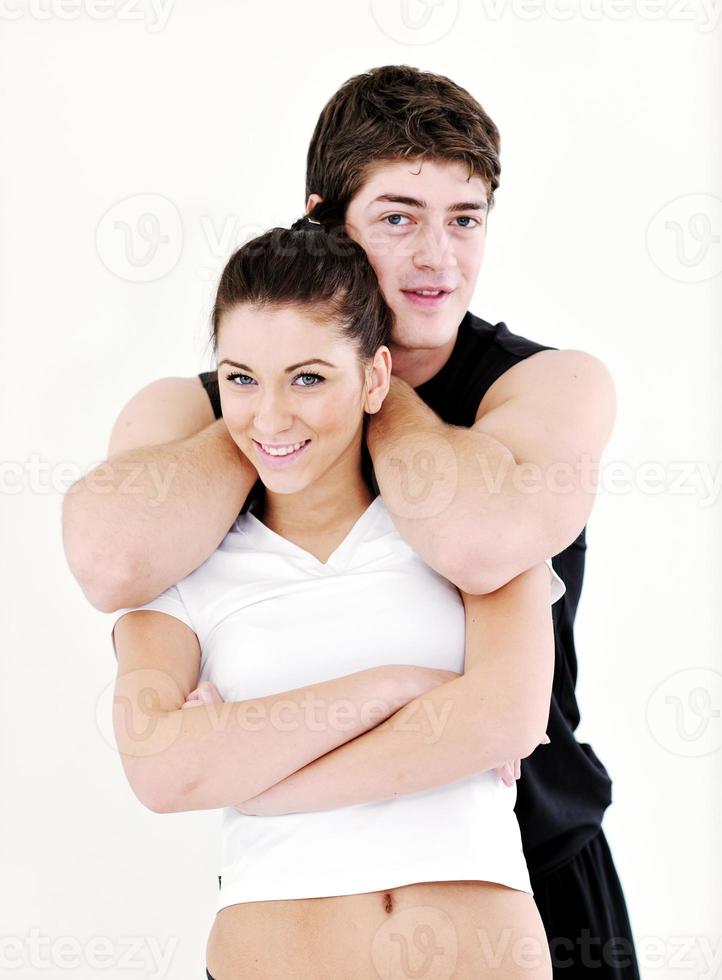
xmin=116 ymin=736 xmax=192 ymax=815
xmin=144 ymin=794 xmax=173 ymax=815
xmin=442 ymin=527 xmax=533 ymax=595
xmin=114 ymin=699 xmax=206 ymax=811
xmin=503 ymin=720 xmax=549 ymax=762
xmin=130 ymin=771 xmax=193 ymax=815
xmin=68 ymin=560 xmax=138 ymax=613
xmin=126 ymin=775 xmax=175 ymax=814
xmin=443 ymin=547 xmax=498 ymax=596
xmin=62 ymin=493 xmax=136 ymax=611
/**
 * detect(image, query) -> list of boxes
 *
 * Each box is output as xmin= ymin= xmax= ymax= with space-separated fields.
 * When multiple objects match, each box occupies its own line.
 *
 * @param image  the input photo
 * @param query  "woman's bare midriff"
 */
xmin=206 ymin=878 xmax=552 ymax=979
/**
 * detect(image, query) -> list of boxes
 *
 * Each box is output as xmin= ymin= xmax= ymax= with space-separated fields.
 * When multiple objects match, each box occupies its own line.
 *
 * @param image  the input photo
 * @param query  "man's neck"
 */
xmin=388 ymin=316 xmax=464 ymax=388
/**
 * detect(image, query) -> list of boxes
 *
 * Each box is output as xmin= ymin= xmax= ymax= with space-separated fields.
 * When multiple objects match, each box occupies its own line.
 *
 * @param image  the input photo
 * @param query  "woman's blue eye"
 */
xmin=224 ymin=372 xmax=324 ymax=388
xmin=293 ymin=372 xmax=324 ymax=387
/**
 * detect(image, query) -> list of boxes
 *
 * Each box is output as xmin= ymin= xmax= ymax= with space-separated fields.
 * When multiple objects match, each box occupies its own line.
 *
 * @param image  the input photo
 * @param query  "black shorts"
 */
xmin=206 ymin=826 xmax=641 ymax=980
xmin=530 ymin=826 xmax=641 ymax=979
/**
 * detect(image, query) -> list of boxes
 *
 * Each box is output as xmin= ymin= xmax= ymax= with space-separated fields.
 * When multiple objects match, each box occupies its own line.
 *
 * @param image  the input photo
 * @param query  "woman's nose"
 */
xmin=254 ymin=394 xmax=294 ymax=436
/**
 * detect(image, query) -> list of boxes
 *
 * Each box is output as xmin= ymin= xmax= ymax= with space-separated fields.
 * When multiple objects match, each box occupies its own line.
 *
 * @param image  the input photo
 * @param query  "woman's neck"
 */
xmin=256 ymin=473 xmax=376 ymax=540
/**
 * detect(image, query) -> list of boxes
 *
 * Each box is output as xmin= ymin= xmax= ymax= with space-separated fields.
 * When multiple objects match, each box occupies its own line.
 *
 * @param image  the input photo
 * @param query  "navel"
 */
xmin=382 ymin=891 xmax=393 ymax=913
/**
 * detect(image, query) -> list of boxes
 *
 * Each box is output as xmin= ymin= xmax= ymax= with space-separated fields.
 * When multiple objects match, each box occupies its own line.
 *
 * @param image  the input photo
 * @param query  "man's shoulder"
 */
xmin=466 ymin=312 xmax=613 ymax=421
xmin=463 ymin=310 xmax=559 ymax=359
xmin=415 ymin=311 xmax=604 ymax=428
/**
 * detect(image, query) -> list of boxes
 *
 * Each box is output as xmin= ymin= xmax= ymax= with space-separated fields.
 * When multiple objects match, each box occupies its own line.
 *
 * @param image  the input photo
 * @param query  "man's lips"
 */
xmin=401 ymin=287 xmax=454 ymax=307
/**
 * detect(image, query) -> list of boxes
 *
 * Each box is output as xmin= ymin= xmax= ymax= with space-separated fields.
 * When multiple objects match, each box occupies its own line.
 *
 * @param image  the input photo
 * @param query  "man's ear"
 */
xmin=306 ymin=193 xmax=323 ymax=215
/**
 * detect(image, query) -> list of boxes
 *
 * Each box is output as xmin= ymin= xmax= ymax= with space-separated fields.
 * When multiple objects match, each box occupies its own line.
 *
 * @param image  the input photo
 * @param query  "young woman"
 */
xmin=111 ymin=217 xmax=565 ymax=979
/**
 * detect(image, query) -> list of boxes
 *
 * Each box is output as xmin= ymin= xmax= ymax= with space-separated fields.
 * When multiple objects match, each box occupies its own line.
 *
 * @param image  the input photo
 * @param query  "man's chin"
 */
xmin=389 ymin=309 xmax=462 ymax=351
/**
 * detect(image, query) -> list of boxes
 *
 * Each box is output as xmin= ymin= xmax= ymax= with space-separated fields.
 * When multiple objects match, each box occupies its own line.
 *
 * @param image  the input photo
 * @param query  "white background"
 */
xmin=1 ymin=2 xmax=720 ymax=978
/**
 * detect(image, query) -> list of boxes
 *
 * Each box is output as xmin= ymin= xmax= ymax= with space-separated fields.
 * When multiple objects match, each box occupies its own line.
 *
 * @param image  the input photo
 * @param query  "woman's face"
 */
xmin=216 ymin=303 xmax=389 ymax=495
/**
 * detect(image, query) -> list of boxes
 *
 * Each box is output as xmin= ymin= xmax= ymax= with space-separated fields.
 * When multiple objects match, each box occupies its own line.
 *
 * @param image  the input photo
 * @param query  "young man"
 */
xmin=63 ymin=65 xmax=640 ymax=977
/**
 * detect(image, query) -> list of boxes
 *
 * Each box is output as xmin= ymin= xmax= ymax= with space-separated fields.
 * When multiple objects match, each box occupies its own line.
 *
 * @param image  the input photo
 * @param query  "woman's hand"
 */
xmin=182 ymin=681 xmax=224 ymax=708
xmin=493 ymin=734 xmax=551 ymax=786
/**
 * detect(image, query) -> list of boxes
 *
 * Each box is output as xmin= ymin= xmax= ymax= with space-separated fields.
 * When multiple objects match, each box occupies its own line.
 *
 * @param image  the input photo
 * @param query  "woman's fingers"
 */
xmin=184 ymin=682 xmax=224 ymax=706
xmin=493 ymin=760 xmax=523 ymax=785
xmin=198 ymin=682 xmax=224 ymax=703
xmin=494 ymin=762 xmax=514 ymax=786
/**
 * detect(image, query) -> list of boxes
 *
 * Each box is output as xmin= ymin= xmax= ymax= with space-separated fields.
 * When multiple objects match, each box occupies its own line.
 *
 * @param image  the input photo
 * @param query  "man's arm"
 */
xmin=366 ymin=350 xmax=616 ymax=594
xmin=233 ymin=562 xmax=554 ymax=816
xmin=62 ymin=376 xmax=257 ymax=612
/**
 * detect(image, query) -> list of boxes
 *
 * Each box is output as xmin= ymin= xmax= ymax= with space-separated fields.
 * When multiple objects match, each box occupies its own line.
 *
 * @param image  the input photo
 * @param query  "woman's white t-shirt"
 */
xmin=111 ymin=494 xmax=566 ymax=910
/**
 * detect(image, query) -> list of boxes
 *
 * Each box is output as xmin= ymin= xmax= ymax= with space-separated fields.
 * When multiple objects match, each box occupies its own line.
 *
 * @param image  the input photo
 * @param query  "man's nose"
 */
xmin=412 ymin=223 xmax=457 ymax=272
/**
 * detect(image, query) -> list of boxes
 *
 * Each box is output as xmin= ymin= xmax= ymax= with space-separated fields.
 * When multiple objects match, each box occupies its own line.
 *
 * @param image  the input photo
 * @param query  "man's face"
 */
xmin=310 ymin=158 xmax=488 ymax=357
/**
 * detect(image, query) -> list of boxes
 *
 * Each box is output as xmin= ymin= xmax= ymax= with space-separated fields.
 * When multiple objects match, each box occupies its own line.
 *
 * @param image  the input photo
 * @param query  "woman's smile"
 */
xmin=252 ymin=438 xmax=312 ymax=467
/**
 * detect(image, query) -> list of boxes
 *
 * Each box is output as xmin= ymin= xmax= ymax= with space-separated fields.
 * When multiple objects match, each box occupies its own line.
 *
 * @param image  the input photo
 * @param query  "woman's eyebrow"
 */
xmin=217 ymin=358 xmax=337 ymax=373
xmin=368 ymin=194 xmax=488 ymax=214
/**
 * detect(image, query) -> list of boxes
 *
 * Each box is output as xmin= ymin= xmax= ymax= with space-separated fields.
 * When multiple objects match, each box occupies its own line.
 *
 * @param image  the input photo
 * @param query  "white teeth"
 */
xmin=259 ymin=440 xmax=307 ymax=456
xmin=413 ymin=289 xmax=442 ymax=296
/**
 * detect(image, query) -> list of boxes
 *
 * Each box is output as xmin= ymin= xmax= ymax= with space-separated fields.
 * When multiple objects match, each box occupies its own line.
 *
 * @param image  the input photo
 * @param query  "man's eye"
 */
xmin=383 ymin=214 xmax=411 ymax=227
xmin=383 ymin=214 xmax=481 ymax=229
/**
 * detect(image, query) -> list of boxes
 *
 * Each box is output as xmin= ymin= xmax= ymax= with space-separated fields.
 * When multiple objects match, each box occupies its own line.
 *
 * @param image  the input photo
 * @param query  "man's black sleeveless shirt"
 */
xmin=198 ymin=310 xmax=613 ymax=881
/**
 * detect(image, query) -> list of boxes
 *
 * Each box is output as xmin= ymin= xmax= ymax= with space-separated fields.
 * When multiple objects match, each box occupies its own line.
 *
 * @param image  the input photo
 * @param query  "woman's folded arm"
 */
xmin=111 ymin=608 xmax=440 ymax=813
xmin=233 ymin=561 xmax=555 ymax=815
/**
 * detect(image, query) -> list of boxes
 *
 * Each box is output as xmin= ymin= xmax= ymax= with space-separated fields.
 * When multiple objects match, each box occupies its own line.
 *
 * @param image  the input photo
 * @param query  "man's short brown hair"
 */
xmin=305 ymin=64 xmax=501 ymax=223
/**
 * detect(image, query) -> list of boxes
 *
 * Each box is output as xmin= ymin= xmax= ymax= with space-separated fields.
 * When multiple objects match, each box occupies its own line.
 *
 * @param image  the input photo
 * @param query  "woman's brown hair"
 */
xmin=210 ymin=218 xmax=392 ymax=360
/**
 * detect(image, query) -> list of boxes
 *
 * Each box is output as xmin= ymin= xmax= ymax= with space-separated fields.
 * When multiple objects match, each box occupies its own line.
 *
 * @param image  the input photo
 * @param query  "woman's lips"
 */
xmin=252 ymin=439 xmax=311 ymax=468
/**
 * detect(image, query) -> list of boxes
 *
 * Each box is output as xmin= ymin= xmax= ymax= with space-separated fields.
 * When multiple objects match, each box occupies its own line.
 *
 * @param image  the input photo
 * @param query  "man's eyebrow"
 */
xmin=217 ymin=358 xmax=337 ymax=373
xmin=368 ymin=194 xmax=488 ymax=214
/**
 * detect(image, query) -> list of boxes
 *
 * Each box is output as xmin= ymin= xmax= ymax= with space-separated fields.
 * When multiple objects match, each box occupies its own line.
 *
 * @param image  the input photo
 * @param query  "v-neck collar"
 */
xmin=241 ymin=495 xmax=383 ymax=574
